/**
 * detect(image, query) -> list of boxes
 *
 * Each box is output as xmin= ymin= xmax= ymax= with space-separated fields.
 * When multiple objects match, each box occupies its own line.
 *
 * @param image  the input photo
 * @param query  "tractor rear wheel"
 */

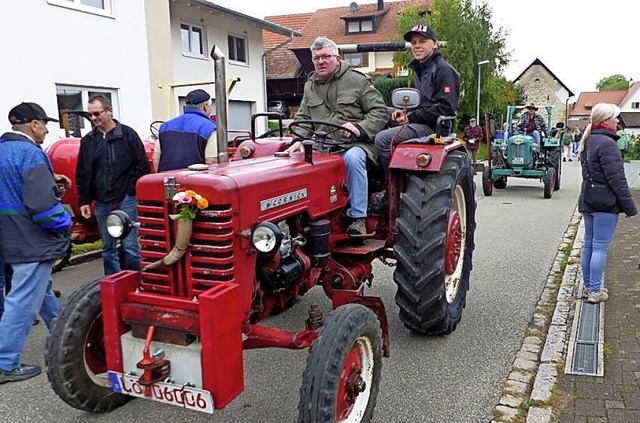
xmin=394 ymin=150 xmax=476 ymax=335
xmin=52 ymin=244 xmax=72 ymax=273
xmin=298 ymin=304 xmax=382 ymax=423
xmin=494 ymin=177 xmax=507 ymax=189
xmin=481 ymin=165 xmax=493 ymax=196
xmin=543 ymin=167 xmax=556 ymax=199
xmin=46 ymin=279 xmax=129 ymax=412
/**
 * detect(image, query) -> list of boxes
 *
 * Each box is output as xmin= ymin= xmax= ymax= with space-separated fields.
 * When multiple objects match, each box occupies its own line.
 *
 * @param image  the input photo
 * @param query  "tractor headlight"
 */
xmin=415 ymin=153 xmax=432 ymax=168
xmin=251 ymin=222 xmax=283 ymax=253
xmin=239 ymin=145 xmax=254 ymax=159
xmin=106 ymin=210 xmax=133 ymax=239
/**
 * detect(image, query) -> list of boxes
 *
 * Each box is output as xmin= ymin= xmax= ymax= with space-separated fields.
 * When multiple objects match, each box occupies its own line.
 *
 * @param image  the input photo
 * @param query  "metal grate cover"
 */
xmin=565 ymin=300 xmax=604 ymax=376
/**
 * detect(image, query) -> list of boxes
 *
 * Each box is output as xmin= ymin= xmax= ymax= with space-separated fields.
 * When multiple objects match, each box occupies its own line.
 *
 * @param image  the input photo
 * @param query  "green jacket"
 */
xmin=295 ymin=61 xmax=388 ymax=160
xmin=617 ymin=129 xmax=629 ymax=150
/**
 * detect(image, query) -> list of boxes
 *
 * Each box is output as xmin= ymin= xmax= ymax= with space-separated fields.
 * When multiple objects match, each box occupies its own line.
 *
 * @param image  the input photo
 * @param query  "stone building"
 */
xmin=514 ymin=58 xmax=574 ymax=129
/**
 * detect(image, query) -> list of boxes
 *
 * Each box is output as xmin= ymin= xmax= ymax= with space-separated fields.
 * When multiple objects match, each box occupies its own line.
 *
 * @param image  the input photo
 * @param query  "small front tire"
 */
xmin=298 ymin=304 xmax=382 ymax=423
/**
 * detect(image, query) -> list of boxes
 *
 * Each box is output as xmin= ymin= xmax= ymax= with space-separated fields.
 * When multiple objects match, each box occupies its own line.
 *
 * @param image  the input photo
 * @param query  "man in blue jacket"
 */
xmin=153 ymin=89 xmax=218 ymax=172
xmin=0 ymin=102 xmax=71 ymax=383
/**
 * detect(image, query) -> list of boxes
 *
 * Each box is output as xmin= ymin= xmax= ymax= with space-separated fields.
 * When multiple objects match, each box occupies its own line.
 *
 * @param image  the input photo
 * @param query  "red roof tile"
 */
xmin=570 ymin=91 xmax=627 ymax=116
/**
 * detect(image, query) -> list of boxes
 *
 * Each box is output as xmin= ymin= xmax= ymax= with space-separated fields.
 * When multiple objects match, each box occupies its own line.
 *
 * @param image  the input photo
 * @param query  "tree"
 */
xmin=393 ymin=0 xmax=513 ymax=129
xmin=596 ymin=74 xmax=630 ymax=91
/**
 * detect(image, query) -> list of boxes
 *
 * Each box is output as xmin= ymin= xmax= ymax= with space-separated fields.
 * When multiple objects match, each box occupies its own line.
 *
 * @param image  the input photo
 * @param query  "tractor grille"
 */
xmin=138 ymin=200 xmax=236 ymax=296
xmin=508 ymin=143 xmax=527 ymax=166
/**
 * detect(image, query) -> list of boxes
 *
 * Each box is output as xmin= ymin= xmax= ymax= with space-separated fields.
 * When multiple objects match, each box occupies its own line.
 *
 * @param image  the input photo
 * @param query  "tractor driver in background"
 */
xmin=286 ymin=36 xmax=388 ymax=236
xmin=516 ymin=103 xmax=548 ymax=148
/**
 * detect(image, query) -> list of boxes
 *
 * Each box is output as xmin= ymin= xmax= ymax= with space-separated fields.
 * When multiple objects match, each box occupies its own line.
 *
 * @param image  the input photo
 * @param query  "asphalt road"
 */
xmin=1 ymin=160 xmax=583 ymax=423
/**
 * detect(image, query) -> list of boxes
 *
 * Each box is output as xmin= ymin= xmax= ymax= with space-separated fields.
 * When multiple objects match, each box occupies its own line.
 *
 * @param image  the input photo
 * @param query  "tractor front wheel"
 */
xmin=46 ymin=279 xmax=129 ymax=412
xmin=394 ymin=150 xmax=476 ymax=335
xmin=494 ymin=177 xmax=507 ymax=189
xmin=543 ymin=167 xmax=556 ymax=199
xmin=298 ymin=304 xmax=382 ymax=423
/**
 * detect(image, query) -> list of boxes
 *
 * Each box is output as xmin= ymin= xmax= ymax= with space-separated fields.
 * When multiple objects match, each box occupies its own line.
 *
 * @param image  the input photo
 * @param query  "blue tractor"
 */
xmin=482 ymin=105 xmax=562 ymax=199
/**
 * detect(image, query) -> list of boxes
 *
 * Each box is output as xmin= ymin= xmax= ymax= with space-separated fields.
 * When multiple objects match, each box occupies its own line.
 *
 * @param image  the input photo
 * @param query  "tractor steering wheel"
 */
xmin=150 ymin=120 xmax=164 ymax=140
xmin=288 ymin=119 xmax=358 ymax=146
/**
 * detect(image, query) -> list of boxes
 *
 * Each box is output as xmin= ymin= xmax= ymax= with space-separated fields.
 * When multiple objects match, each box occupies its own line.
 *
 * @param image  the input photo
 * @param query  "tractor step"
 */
xmin=333 ymin=239 xmax=387 ymax=255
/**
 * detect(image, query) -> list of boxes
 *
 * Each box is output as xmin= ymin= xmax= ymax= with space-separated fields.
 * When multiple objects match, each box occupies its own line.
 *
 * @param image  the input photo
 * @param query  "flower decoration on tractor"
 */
xmin=169 ymin=190 xmax=209 ymax=220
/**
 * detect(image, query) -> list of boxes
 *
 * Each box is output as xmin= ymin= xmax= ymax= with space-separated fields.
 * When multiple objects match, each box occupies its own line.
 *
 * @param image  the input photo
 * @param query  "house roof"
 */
xmin=619 ymin=81 xmax=640 ymax=106
xmin=619 ymin=112 xmax=640 ymax=128
xmin=514 ymin=58 xmax=574 ymax=97
xmin=263 ymin=0 xmax=430 ymax=79
xmin=570 ymin=91 xmax=627 ymax=116
xmin=189 ymin=0 xmax=301 ymax=37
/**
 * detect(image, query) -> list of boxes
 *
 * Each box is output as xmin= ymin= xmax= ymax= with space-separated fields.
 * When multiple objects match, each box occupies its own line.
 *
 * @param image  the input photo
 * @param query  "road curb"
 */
xmin=491 ymin=206 xmax=583 ymax=422
xmin=68 ymin=249 xmax=102 ymax=267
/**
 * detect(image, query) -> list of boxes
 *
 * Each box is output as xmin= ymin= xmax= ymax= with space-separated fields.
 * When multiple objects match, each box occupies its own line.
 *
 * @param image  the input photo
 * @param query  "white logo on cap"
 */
xmin=411 ymin=24 xmax=430 ymax=32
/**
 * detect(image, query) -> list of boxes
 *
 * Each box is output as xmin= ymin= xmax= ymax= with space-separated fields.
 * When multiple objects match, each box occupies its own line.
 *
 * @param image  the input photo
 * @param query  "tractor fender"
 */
xmin=389 ymin=140 xmax=467 ymax=173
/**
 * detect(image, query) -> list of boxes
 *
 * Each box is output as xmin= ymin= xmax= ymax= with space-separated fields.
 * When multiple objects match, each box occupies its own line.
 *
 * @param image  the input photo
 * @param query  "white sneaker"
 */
xmin=586 ymin=290 xmax=609 ymax=303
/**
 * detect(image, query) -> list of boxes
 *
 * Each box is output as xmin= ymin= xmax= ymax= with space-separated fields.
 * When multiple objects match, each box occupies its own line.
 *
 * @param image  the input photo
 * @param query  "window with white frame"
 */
xmin=181 ymin=23 xmax=205 ymax=57
xmin=55 ymin=85 xmax=119 ymax=136
xmin=632 ymin=102 xmax=640 ymax=109
xmin=48 ymin=0 xmax=113 ymax=15
xmin=228 ymin=34 xmax=247 ymax=64
xmin=343 ymin=53 xmax=369 ymax=68
xmin=346 ymin=19 xmax=374 ymax=34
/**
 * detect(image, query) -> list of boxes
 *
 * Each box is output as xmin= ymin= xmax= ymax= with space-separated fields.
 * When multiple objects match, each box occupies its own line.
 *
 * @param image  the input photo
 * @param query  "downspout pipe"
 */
xmin=210 ymin=44 xmax=229 ymax=164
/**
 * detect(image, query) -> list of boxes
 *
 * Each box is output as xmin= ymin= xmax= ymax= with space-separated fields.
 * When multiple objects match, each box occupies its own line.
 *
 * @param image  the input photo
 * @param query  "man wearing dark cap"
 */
xmin=76 ymin=94 xmax=150 ymax=275
xmin=153 ymin=88 xmax=218 ymax=172
xmin=374 ymin=23 xmax=460 ymax=175
xmin=0 ymin=102 xmax=72 ymax=383
xmin=463 ymin=117 xmax=483 ymax=163
xmin=516 ymin=102 xmax=548 ymax=148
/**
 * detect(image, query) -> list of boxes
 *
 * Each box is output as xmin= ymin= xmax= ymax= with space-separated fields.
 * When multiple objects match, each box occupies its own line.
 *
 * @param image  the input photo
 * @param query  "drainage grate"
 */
xmin=565 ymin=300 xmax=604 ymax=376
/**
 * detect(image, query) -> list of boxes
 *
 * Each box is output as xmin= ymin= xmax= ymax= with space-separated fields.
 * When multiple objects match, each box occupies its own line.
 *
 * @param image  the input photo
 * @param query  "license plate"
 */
xmin=108 ymin=371 xmax=214 ymax=414
xmin=511 ymin=157 xmax=524 ymax=164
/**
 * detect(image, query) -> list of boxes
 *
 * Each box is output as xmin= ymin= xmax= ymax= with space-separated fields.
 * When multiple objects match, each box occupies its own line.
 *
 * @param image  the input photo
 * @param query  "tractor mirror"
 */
xmin=391 ymin=88 xmax=420 ymax=109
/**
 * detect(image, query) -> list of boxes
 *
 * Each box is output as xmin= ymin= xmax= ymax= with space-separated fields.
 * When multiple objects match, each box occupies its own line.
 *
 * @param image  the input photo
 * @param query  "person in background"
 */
xmin=0 ymin=102 xmax=71 ymax=383
xmin=516 ymin=103 xmax=548 ymax=148
xmin=572 ymin=127 xmax=582 ymax=158
xmin=290 ymin=36 xmax=388 ymax=236
xmin=578 ymin=103 xmax=637 ymax=303
xmin=76 ymin=95 xmax=150 ymax=275
xmin=561 ymin=127 xmax=574 ymax=162
xmin=374 ymin=24 xmax=460 ymax=176
xmin=462 ymin=117 xmax=483 ymax=163
xmin=616 ymin=123 xmax=629 ymax=160
xmin=153 ymin=89 xmax=218 ymax=172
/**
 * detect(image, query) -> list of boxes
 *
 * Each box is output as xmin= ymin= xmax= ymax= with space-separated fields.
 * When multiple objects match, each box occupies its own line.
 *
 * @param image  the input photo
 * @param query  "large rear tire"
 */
xmin=393 ymin=150 xmax=476 ymax=335
xmin=546 ymin=147 xmax=562 ymax=191
xmin=298 ymin=304 xmax=382 ymax=423
xmin=46 ymin=279 xmax=130 ymax=412
xmin=52 ymin=244 xmax=72 ymax=273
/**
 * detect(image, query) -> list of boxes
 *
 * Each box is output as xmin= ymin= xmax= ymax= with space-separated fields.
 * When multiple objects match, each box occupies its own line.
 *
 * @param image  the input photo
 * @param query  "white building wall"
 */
xmin=169 ymin=2 xmax=268 ymax=133
xmin=0 ymin=0 xmax=152 ymax=145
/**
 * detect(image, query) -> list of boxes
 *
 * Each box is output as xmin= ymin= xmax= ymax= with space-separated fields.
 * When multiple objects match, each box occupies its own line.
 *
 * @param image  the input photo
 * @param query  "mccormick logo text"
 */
xmin=260 ymin=188 xmax=308 ymax=211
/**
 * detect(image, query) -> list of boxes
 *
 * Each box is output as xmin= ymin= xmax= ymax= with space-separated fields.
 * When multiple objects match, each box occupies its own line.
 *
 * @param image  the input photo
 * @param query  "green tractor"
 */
xmin=482 ymin=105 xmax=562 ymax=199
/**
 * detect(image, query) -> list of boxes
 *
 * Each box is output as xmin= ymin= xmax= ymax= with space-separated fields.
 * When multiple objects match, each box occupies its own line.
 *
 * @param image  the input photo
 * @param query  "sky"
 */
xmin=214 ymin=0 xmax=640 ymax=96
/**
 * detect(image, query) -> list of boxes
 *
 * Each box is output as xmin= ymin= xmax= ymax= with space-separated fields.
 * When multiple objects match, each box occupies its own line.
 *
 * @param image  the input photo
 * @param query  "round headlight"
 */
xmin=106 ymin=210 xmax=132 ymax=239
xmin=239 ymin=145 xmax=254 ymax=159
xmin=415 ymin=153 xmax=432 ymax=168
xmin=251 ymin=222 xmax=283 ymax=253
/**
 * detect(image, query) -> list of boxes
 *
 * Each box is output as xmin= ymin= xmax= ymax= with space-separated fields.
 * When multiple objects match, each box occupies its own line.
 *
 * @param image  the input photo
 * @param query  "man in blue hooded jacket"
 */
xmin=0 ymin=102 xmax=71 ymax=383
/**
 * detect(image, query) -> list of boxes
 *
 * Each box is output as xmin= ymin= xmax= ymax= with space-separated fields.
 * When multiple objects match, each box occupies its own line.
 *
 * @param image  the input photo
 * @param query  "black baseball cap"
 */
xmin=8 ymin=102 xmax=59 ymax=124
xmin=403 ymin=24 xmax=438 ymax=42
xmin=185 ymin=89 xmax=211 ymax=105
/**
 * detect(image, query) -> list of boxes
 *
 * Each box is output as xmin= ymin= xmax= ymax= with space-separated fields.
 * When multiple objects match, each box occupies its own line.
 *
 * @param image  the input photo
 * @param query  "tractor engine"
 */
xmin=505 ymin=134 xmax=539 ymax=169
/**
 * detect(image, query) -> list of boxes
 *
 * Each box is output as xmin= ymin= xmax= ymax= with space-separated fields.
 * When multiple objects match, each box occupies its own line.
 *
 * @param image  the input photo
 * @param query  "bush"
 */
xmin=373 ymin=76 xmax=410 ymax=106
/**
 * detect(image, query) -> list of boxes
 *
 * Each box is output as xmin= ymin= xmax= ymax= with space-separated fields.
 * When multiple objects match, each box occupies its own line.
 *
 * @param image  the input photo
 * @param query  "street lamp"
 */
xmin=476 ymin=60 xmax=490 ymax=123
xmin=565 ymin=95 xmax=575 ymax=127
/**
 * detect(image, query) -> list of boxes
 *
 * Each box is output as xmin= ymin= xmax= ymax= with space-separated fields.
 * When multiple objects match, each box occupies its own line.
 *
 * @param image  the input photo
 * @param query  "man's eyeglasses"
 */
xmin=312 ymin=54 xmax=336 ymax=63
xmin=86 ymin=109 xmax=107 ymax=118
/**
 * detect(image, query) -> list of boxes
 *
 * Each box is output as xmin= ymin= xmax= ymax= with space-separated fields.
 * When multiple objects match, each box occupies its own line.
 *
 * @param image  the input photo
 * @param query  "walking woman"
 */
xmin=579 ymin=103 xmax=637 ymax=303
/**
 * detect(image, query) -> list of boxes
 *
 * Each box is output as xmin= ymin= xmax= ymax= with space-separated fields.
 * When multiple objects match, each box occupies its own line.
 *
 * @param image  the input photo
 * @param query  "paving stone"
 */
xmin=531 ymin=363 xmax=557 ymax=402
xmin=510 ymin=370 xmax=535 ymax=385
xmin=494 ymin=405 xmax=519 ymax=421
xmin=513 ymin=358 xmax=538 ymax=372
xmin=525 ymin=407 xmax=551 ymax=423
xmin=574 ymin=398 xmax=606 ymax=416
xmin=499 ymin=394 xmax=523 ymax=408
xmin=503 ymin=379 xmax=529 ymax=395
xmin=540 ymin=325 xmax=566 ymax=363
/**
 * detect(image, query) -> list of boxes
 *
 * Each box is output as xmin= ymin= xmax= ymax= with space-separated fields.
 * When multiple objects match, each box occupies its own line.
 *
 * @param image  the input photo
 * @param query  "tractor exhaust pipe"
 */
xmin=210 ymin=45 xmax=229 ymax=164
xmin=339 ymin=41 xmax=447 ymax=54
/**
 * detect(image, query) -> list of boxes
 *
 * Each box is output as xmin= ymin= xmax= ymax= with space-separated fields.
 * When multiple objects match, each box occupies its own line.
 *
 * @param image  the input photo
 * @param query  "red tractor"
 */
xmin=46 ymin=44 xmax=476 ymax=422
